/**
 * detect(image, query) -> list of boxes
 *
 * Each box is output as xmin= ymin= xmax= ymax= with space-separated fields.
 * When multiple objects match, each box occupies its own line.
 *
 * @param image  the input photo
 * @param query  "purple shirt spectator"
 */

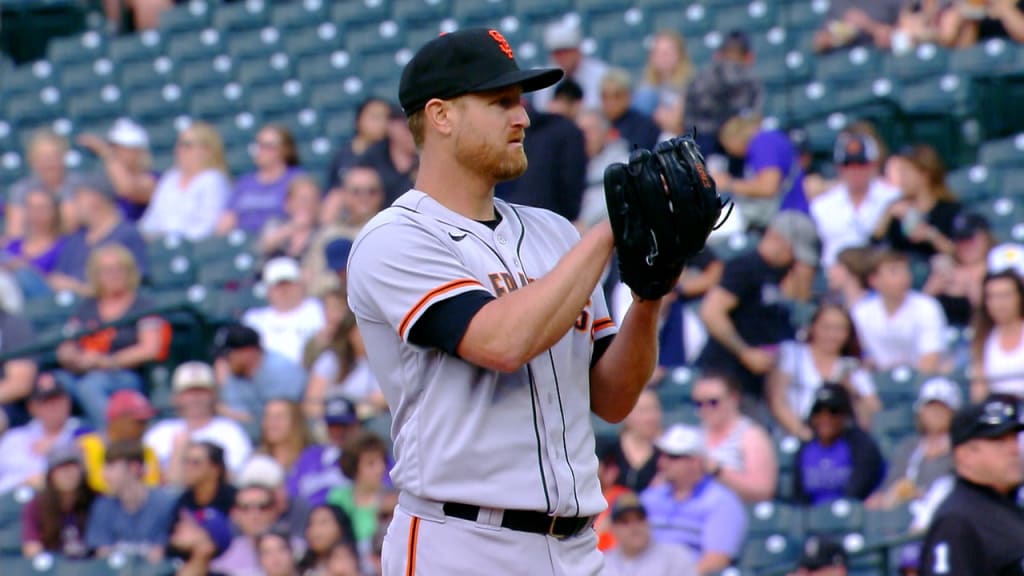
xmin=745 ymin=130 xmax=807 ymax=214
xmin=4 ymin=236 xmax=66 ymax=274
xmin=52 ymin=220 xmax=147 ymax=281
xmin=287 ymin=443 xmax=394 ymax=507
xmin=639 ymin=477 xmax=747 ymax=558
xmin=226 ymin=168 xmax=302 ymax=233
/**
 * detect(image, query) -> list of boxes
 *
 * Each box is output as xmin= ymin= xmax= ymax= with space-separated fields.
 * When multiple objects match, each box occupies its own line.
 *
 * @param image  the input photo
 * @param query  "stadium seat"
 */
xmin=451 ymin=0 xmax=508 ymax=24
xmin=0 ymin=486 xmax=35 ymax=556
xmin=194 ymin=285 xmax=267 ymax=323
xmin=284 ymin=22 xmax=343 ymax=61
xmin=174 ymin=56 xmax=233 ymax=94
xmin=357 ymin=49 xmax=407 ymax=85
xmin=107 ymin=30 xmax=164 ymax=68
xmin=780 ymin=0 xmax=828 ymax=31
xmin=196 ymin=252 xmax=259 ymax=289
xmin=310 ymin=78 xmax=367 ymax=114
xmin=345 ymin=20 xmax=406 ymax=55
xmin=298 ymin=136 xmax=336 ymax=176
xmin=6 ymin=87 xmax=65 ymax=129
xmin=863 ymin=503 xmax=912 ymax=544
xmin=119 ymin=56 xmax=176 ymax=92
xmin=998 ymin=168 xmax=1024 ymax=200
xmin=749 ymin=26 xmax=793 ymax=61
xmin=977 ymin=195 xmax=1024 ymax=242
xmin=882 ymin=43 xmax=949 ymax=83
xmin=587 ymin=10 xmax=649 ymax=44
xmin=871 ymin=405 xmax=916 ymax=445
xmin=392 ymin=0 xmax=451 ymax=23
xmin=607 ymin=38 xmax=647 ymax=71
xmin=512 ymin=0 xmax=573 ymax=21
xmin=788 ymin=80 xmax=839 ymax=123
xmin=805 ymin=499 xmax=865 ymax=537
xmin=212 ymin=112 xmax=262 ymax=151
xmin=815 ymin=46 xmax=882 ymax=86
xmin=59 ymin=57 xmax=118 ymax=93
xmin=576 ymin=0 xmax=632 ymax=11
xmin=227 ymin=27 xmax=284 ymax=61
xmin=270 ymin=0 xmax=328 ymax=31
xmin=946 ymin=164 xmax=1000 ymax=202
xmin=249 ymin=80 xmax=307 ymax=118
xmin=2 ymin=60 xmax=58 ymax=99
xmin=275 ymin=108 xmax=324 ymax=144
xmin=714 ymin=1 xmax=779 ymax=34
xmin=146 ymin=252 xmax=196 ymax=290
xmin=873 ymin=366 xmax=920 ymax=405
xmin=324 ymin=108 xmax=357 ymax=142
xmin=212 ymin=0 xmax=270 ymax=33
xmin=747 ymin=500 xmax=801 ymax=538
xmin=191 ymin=230 xmax=256 ymax=264
xmin=950 ymin=37 xmax=1020 ymax=77
xmin=331 ymin=0 xmax=393 ymax=26
xmin=978 ymin=133 xmax=1024 ymax=169
xmin=67 ymin=84 xmax=126 ymax=123
xmin=157 ymin=0 xmax=212 ymax=35
xmin=740 ymin=534 xmax=800 ymax=573
xmin=47 ymin=29 xmax=106 ymax=69
xmin=650 ymin=5 xmax=715 ymax=39
xmin=189 ymin=82 xmax=249 ymax=120
xmin=236 ymin=53 xmax=293 ymax=89
xmin=167 ymin=28 xmax=225 ymax=64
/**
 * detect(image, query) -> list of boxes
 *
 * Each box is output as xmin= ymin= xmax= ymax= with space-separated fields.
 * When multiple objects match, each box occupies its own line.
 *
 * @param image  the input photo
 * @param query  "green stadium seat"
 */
xmin=67 ymin=85 xmax=125 ymax=124
xmin=167 ymin=28 xmax=225 ymax=64
xmin=147 ymin=118 xmax=185 ymax=154
xmin=946 ymin=164 xmax=1000 ymax=202
xmin=6 ymin=87 xmax=65 ymax=129
xmin=284 ymin=22 xmax=343 ymax=61
xmin=0 ymin=119 xmax=15 ymax=153
xmin=194 ymin=285 xmax=267 ymax=323
xmin=750 ymin=51 xmax=792 ymax=91
xmin=189 ymin=82 xmax=249 ymax=119
xmin=2 ymin=60 xmax=58 ymax=99
xmin=158 ymin=0 xmax=212 ymax=35
xmin=178 ymin=55 xmax=236 ymax=93
xmin=863 ymin=503 xmax=912 ymax=543
xmin=977 ymin=196 xmax=1024 ymax=242
xmin=0 ymin=150 xmax=27 ymax=189
xmin=212 ymin=0 xmax=270 ymax=33
xmin=950 ymin=37 xmax=1020 ymax=77
xmin=780 ymin=0 xmax=828 ymax=30
xmin=882 ymin=43 xmax=949 ymax=83
xmin=236 ymin=53 xmax=293 ymax=89
xmin=332 ymin=0 xmax=392 ymax=26
xmin=999 ymin=168 xmax=1024 ymax=200
xmin=325 ymin=109 xmax=357 ymax=142
xmin=806 ymin=499 xmax=865 ymax=536
xmin=749 ymin=26 xmax=792 ymax=60
xmin=650 ymin=5 xmax=714 ymax=38
xmin=59 ymin=57 xmax=118 ymax=92
xmin=873 ymin=366 xmax=920 ymax=405
xmin=634 ymin=0 xmax=678 ymax=8
xmin=345 ymin=20 xmax=405 ymax=55
xmin=191 ymin=230 xmax=256 ymax=263
xmin=298 ymin=136 xmax=336 ymax=176
xmin=107 ymin=30 xmax=164 ymax=67
xmin=275 ymin=108 xmax=324 ymax=144
xmin=310 ymin=78 xmax=367 ymax=114
xmin=126 ymin=84 xmax=187 ymax=124
xmin=788 ymin=79 xmax=840 ymax=123
xmin=740 ymin=534 xmax=800 ymax=572
xmin=978 ymin=133 xmax=1024 ymax=169
xmin=656 ymin=366 xmax=699 ymax=410
xmin=393 ymin=0 xmax=451 ymax=23
xmin=451 ymin=0 xmax=508 ymax=24
xmin=512 ymin=0 xmax=572 ymax=20
xmin=0 ymin=486 xmax=35 ymax=556
xmin=747 ymin=500 xmax=801 ymax=538
xmin=146 ymin=252 xmax=196 ymax=290
xmin=196 ymin=250 xmax=258 ymax=288
xmin=607 ymin=38 xmax=647 ymax=71
xmin=226 ymin=144 xmax=253 ymax=175
xmin=21 ymin=290 xmax=79 ymax=330
xmin=774 ymin=434 xmax=800 ymax=474
xmin=47 ymin=29 xmax=106 ymax=68
xmin=871 ymin=405 xmax=916 ymax=444
xmin=119 ymin=56 xmax=176 ymax=92
xmin=576 ymin=0 xmax=632 ymax=11
xmin=227 ymin=27 xmax=284 ymax=61
xmin=212 ymin=112 xmax=262 ymax=151
xmin=803 ymin=115 xmax=852 ymax=155
xmin=815 ymin=46 xmax=882 ymax=86
xmin=270 ymin=1 xmax=328 ymax=31
xmin=588 ymin=10 xmax=649 ymax=43
xmin=661 ymin=405 xmax=699 ymax=426
xmin=714 ymin=1 xmax=779 ymax=33
xmin=249 ymin=80 xmax=307 ymax=117
xmin=358 ymin=49 xmax=407 ymax=85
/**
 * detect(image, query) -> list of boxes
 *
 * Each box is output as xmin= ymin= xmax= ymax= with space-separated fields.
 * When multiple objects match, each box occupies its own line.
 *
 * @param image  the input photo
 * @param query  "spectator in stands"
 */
xmin=77 ymin=118 xmax=157 ymax=222
xmin=768 ymin=302 xmax=881 ymax=439
xmin=494 ymin=102 xmax=587 ymax=221
xmin=923 ymin=213 xmax=993 ymax=326
xmin=298 ymin=504 xmax=357 ymax=574
xmin=144 ymin=361 xmax=252 ymax=479
xmin=55 ymin=244 xmax=168 ymax=428
xmin=594 ymin=439 xmax=628 ymax=551
xmin=168 ymin=507 xmax=234 ymax=576
xmin=216 ymin=124 xmax=302 ymax=235
xmin=257 ymin=530 xmax=299 ymax=576
xmin=139 ymin=122 xmax=231 ymax=241
xmin=873 ymin=145 xmax=960 ymax=259
xmin=811 ymin=132 xmax=901 ymax=267
xmin=101 ymin=0 xmax=171 ymax=33
xmin=78 ymin=389 xmax=160 ymax=493
xmin=3 ymin=187 xmax=66 ymax=298
xmin=599 ymin=68 xmax=660 ymax=151
xmin=0 ymin=305 xmax=36 ymax=429
xmin=320 ymin=165 xmax=384 ymax=232
xmin=648 ymin=250 xmax=724 ymax=373
xmin=684 ymin=31 xmax=761 ymax=156
xmin=169 ymin=441 xmax=235 ymax=521
xmin=852 ymin=249 xmax=948 ymax=373
xmin=532 ymin=18 xmax=608 ymax=111
xmin=610 ymin=389 xmax=662 ymax=492
xmin=713 ymin=114 xmax=807 ymax=230
xmin=545 ymin=79 xmax=584 ymax=120
xmin=327 ymin=430 xmax=388 ymax=551
xmin=812 ymin=0 xmax=903 ymax=52
xmin=85 ymin=439 xmax=177 ymax=562
xmin=48 ymin=173 xmax=147 ymax=294
xmin=243 ymin=257 xmax=325 ymax=365
xmin=259 ymin=175 xmax=321 ymax=260
xmin=4 ymin=129 xmax=79 ymax=240
xmin=21 ymin=442 xmax=94 ymax=559
xmin=698 ymin=211 xmax=818 ymax=416
xmin=969 ymin=270 xmax=1024 ymax=400
xmin=602 ymin=491 xmax=698 ymax=576
xmin=325 ymin=97 xmax=391 ymax=191
xmin=324 ymin=541 xmax=361 ymax=576
xmin=235 ymin=454 xmax=309 ymax=540
xmin=788 ymin=535 xmax=849 ymax=576
xmin=867 ymin=377 xmax=959 ymax=510
xmin=258 ymin=399 xmax=310 ymax=472
xmin=940 ymin=0 xmax=1024 ymax=46
xmin=640 ymin=424 xmax=747 ymax=574
xmin=575 ymin=109 xmax=630 ymax=231
xmin=895 ymin=0 xmax=954 ymax=50
xmin=215 ymin=484 xmax=284 ymax=576
xmin=793 ymin=384 xmax=886 ymax=505
xmin=826 ymin=246 xmax=876 ymax=308
xmin=0 ymin=373 xmax=83 ymax=493
xmin=355 ymin=104 xmax=417 ymax=206
xmin=691 ymin=372 xmax=778 ymax=502
xmin=215 ymin=323 xmax=307 ymax=438
xmin=634 ymin=30 xmax=693 ymax=138
xmin=287 ymin=391 xmax=359 ymax=507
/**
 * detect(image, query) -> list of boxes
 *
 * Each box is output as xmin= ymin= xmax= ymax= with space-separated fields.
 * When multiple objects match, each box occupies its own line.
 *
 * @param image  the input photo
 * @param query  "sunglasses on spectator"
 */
xmin=692 ymin=397 xmax=723 ymax=409
xmin=237 ymin=500 xmax=274 ymax=512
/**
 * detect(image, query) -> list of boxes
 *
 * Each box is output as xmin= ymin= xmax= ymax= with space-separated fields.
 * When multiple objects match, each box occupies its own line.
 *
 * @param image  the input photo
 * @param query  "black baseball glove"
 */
xmin=604 ymin=135 xmax=731 ymax=301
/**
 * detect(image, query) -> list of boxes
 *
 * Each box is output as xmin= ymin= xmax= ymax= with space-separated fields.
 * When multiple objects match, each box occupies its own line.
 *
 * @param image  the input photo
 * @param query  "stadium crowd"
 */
xmin=1 ymin=3 xmax=1024 ymax=575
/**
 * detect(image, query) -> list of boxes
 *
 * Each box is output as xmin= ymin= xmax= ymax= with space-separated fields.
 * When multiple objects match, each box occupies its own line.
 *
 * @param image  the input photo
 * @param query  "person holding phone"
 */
xmin=940 ymin=0 xmax=1024 ymax=46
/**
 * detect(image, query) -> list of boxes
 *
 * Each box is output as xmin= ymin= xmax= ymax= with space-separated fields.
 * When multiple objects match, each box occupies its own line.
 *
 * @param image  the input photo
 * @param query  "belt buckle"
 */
xmin=547 ymin=515 xmax=569 ymax=540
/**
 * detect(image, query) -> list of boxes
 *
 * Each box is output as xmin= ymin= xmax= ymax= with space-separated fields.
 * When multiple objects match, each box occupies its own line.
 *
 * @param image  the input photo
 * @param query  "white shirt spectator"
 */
xmin=982 ymin=324 xmax=1024 ymax=398
xmin=851 ymin=291 xmax=948 ymax=371
xmin=0 ymin=418 xmax=82 ymax=493
xmin=242 ymin=297 xmax=325 ymax=365
xmin=810 ymin=178 xmax=900 ymax=266
xmin=143 ymin=416 xmax=252 ymax=475
xmin=776 ymin=341 xmax=877 ymax=419
xmin=311 ymin=352 xmax=381 ymax=403
xmin=602 ymin=540 xmax=698 ymax=576
xmin=139 ymin=168 xmax=231 ymax=241
xmin=533 ymin=56 xmax=609 ymax=112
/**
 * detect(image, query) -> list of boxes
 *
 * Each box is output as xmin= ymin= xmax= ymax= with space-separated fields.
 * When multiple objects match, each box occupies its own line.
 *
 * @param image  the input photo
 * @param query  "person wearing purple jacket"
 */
xmin=215 ymin=125 xmax=303 ymax=235
xmin=285 ymin=392 xmax=359 ymax=507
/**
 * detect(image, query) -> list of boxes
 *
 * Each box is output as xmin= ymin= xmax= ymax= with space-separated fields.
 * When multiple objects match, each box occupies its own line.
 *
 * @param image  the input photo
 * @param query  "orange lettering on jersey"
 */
xmin=488 ymin=273 xmax=508 ymax=297
xmin=500 ymin=272 xmax=517 ymax=293
xmin=574 ymin=309 xmax=590 ymax=332
xmin=488 ymin=30 xmax=514 ymax=60
xmin=79 ymin=327 xmax=115 ymax=354
xmin=518 ymin=272 xmax=529 ymax=287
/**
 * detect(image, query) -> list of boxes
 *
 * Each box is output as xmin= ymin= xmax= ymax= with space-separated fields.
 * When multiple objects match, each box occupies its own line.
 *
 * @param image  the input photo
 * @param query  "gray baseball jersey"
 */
xmin=347 ymin=189 xmax=618 ymax=518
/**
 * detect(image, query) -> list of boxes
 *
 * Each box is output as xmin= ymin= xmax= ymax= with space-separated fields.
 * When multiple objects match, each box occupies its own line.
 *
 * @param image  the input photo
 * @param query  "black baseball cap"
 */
xmin=798 ymin=535 xmax=847 ymax=570
xmin=323 ymin=390 xmax=358 ymax=426
xmin=834 ymin=132 xmax=879 ymax=166
xmin=398 ymin=28 xmax=564 ymax=115
xmin=213 ymin=324 xmax=261 ymax=357
xmin=610 ymin=491 xmax=647 ymax=522
xmin=809 ymin=383 xmax=854 ymax=417
xmin=29 ymin=372 xmax=67 ymax=402
xmin=951 ymin=212 xmax=990 ymax=241
xmin=950 ymin=397 xmax=1024 ymax=447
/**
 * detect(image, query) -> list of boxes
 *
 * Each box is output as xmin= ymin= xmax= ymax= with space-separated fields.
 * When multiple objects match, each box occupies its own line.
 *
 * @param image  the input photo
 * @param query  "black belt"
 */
xmin=442 ymin=502 xmax=594 ymax=540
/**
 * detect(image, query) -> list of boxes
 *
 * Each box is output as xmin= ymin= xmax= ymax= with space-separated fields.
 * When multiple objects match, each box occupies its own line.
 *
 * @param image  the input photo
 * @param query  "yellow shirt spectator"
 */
xmin=80 ymin=389 xmax=162 ymax=492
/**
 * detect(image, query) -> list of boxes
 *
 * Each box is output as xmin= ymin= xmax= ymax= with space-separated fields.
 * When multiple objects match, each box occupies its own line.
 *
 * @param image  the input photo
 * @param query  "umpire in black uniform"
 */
xmin=918 ymin=396 xmax=1024 ymax=576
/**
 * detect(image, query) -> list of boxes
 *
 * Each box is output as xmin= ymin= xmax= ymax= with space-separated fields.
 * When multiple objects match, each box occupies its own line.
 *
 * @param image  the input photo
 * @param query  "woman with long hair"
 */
xmin=139 ymin=121 xmax=231 ymax=241
xmin=633 ymin=30 xmax=693 ymax=136
xmin=324 ymin=98 xmax=391 ymax=191
xmin=2 ymin=187 xmax=66 ymax=298
xmin=922 ymin=212 xmax=994 ymax=326
xmin=609 ymin=389 xmax=662 ymax=492
xmin=21 ymin=442 xmax=96 ymax=559
xmin=873 ymin=144 xmax=960 ymax=258
xmin=260 ymin=399 xmax=312 ymax=472
xmin=297 ymin=504 xmax=356 ymax=576
xmin=217 ymin=124 xmax=303 ymax=235
xmin=970 ymin=270 xmax=1024 ymax=401
xmin=768 ymin=302 xmax=881 ymax=439
xmin=259 ymin=175 xmax=321 ymax=260
xmin=257 ymin=530 xmax=299 ymax=576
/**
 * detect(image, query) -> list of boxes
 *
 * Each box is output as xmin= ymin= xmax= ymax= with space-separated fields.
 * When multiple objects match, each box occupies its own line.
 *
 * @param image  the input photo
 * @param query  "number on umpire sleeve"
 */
xmin=932 ymin=542 xmax=949 ymax=574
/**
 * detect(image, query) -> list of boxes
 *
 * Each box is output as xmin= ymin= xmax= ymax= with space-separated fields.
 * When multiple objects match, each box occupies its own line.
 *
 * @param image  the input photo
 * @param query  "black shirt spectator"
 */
xmin=494 ymin=106 xmax=587 ymax=221
xmin=0 ymin=309 xmax=37 ymax=429
xmin=325 ymin=99 xmax=391 ymax=191
xmin=685 ymin=32 xmax=761 ymax=155
xmin=599 ymin=68 xmax=660 ymax=150
xmin=353 ymin=106 xmax=417 ymax=207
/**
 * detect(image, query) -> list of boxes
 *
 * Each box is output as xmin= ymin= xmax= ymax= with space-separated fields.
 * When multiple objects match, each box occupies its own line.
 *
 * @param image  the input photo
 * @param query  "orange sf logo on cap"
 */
xmin=846 ymin=138 xmax=862 ymax=155
xmin=489 ymin=30 xmax=514 ymax=60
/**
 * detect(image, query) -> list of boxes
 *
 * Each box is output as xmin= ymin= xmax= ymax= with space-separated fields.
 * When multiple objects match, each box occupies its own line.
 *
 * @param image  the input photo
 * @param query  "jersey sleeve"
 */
xmin=590 ymin=280 xmax=617 ymax=342
xmin=347 ymin=218 xmax=493 ymax=343
xmin=919 ymin=515 xmax=986 ymax=576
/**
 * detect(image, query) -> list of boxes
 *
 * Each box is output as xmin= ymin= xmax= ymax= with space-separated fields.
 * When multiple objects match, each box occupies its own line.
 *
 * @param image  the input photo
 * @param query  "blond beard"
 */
xmin=454 ymin=131 xmax=528 ymax=182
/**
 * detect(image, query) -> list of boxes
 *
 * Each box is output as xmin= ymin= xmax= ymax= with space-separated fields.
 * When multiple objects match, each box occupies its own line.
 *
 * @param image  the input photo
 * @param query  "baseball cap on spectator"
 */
xmin=324 ymin=390 xmax=358 ymax=426
xmin=172 ymin=361 xmax=217 ymax=394
xmin=399 ymin=28 xmax=563 ymax=115
xmin=263 ymin=257 xmax=301 ymax=285
xmin=46 ymin=442 xmax=82 ymax=471
xmin=213 ymin=324 xmax=261 ymax=357
xmin=544 ymin=19 xmax=582 ymax=51
xmin=106 ymin=389 xmax=156 ymax=421
xmin=236 ymin=454 xmax=285 ymax=489
xmin=951 ymin=212 xmax=990 ymax=241
xmin=788 ymin=128 xmax=810 ymax=154
xmin=988 ymin=243 xmax=1024 ymax=276
xmin=610 ymin=491 xmax=647 ymax=522
xmin=655 ymin=424 xmax=704 ymax=457
xmin=29 ymin=372 xmax=67 ymax=402
xmin=768 ymin=210 xmax=820 ymax=266
xmin=809 ymin=383 xmax=854 ymax=417
xmin=798 ymin=535 xmax=847 ymax=570
xmin=834 ymin=132 xmax=880 ymax=166
xmin=108 ymin=118 xmax=149 ymax=149
xmin=915 ymin=377 xmax=962 ymax=412
xmin=74 ymin=172 xmax=117 ymax=202
xmin=189 ymin=508 xmax=234 ymax=557
xmin=387 ymin=102 xmax=405 ymax=121
xmin=325 ymin=237 xmax=354 ymax=274
xmin=720 ymin=30 xmax=752 ymax=55
xmin=950 ymin=397 xmax=1024 ymax=447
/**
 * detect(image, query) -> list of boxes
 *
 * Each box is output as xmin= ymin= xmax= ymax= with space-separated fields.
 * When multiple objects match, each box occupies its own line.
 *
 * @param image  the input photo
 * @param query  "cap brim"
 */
xmin=975 ymin=420 xmax=1024 ymax=440
xmin=474 ymin=67 xmax=564 ymax=95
